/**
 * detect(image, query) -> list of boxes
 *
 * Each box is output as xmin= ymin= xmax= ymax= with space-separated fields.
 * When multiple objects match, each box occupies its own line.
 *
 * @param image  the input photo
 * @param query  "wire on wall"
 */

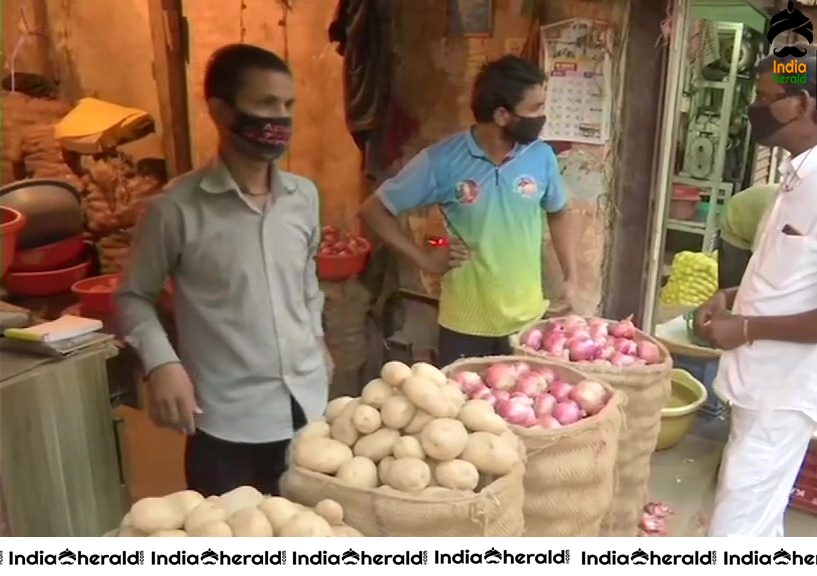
xmin=239 ymin=0 xmax=247 ymax=43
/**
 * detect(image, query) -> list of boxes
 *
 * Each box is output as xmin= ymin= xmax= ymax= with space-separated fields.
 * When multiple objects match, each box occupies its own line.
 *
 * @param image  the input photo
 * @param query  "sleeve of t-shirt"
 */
xmin=376 ymin=149 xmax=445 ymax=215
xmin=540 ymin=146 xmax=568 ymax=213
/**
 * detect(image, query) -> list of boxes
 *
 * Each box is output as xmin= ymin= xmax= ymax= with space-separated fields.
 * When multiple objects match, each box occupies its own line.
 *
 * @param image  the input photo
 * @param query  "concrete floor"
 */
xmin=648 ymin=415 xmax=817 ymax=536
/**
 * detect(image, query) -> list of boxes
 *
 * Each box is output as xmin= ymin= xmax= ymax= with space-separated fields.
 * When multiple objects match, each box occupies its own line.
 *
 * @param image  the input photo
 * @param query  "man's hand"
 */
xmin=418 ymin=238 xmax=472 ymax=275
xmin=146 ymin=362 xmax=202 ymax=435
xmin=695 ymin=290 xmax=729 ymax=334
xmin=704 ymin=315 xmax=747 ymax=350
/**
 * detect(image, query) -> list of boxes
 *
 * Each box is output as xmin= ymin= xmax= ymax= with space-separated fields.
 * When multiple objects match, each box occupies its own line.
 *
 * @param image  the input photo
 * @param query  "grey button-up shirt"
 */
xmin=115 ymin=159 xmax=328 ymax=443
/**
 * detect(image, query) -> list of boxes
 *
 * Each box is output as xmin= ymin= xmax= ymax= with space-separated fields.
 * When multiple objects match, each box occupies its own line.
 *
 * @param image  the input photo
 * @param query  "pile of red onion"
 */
xmin=638 ymin=502 xmax=673 ymax=537
xmin=451 ymin=361 xmax=610 ymax=429
xmin=520 ymin=314 xmax=663 ymax=367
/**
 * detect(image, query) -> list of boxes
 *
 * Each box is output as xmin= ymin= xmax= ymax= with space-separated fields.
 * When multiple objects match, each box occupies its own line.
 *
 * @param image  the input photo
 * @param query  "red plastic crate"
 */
xmin=804 ymin=448 xmax=817 ymax=474
xmin=790 ymin=483 xmax=817 ymax=515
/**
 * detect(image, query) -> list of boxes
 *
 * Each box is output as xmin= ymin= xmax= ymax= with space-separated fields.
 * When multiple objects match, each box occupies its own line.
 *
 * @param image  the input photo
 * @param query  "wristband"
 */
xmin=742 ymin=317 xmax=752 ymax=344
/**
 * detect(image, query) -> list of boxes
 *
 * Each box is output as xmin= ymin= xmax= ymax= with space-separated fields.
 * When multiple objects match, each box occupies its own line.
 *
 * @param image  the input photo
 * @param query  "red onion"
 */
xmin=497 ymin=398 xmax=536 ymax=427
xmin=553 ymin=400 xmax=582 ymax=425
xmin=484 ymin=363 xmax=518 ymax=391
xmin=563 ymin=314 xmax=587 ymax=330
xmin=543 ymin=333 xmax=568 ymax=356
xmin=470 ymin=385 xmax=496 ymax=406
xmin=533 ymin=393 xmax=557 ymax=418
xmin=537 ymin=415 xmax=562 ymax=429
xmin=596 ymin=344 xmax=615 ymax=360
xmin=492 ymin=389 xmax=510 ymax=403
xmin=514 ymin=362 xmax=531 ymax=376
xmin=530 ymin=367 xmax=556 ymax=383
xmin=637 ymin=340 xmax=661 ymax=365
xmin=513 ymin=372 xmax=548 ymax=396
xmin=588 ymin=319 xmax=609 ymax=339
xmin=522 ymin=328 xmax=544 ymax=349
xmin=566 ymin=327 xmax=591 ymax=340
xmin=568 ymin=338 xmax=596 ymax=362
xmin=613 ymin=338 xmax=638 ymax=356
xmin=609 ymin=315 xmax=636 ymax=339
xmin=611 ymin=352 xmax=637 ymax=368
xmin=548 ymin=321 xmax=567 ymax=334
xmin=569 ymin=379 xmax=608 ymax=415
xmin=547 ymin=380 xmax=574 ymax=402
xmin=453 ymin=371 xmax=485 ymax=395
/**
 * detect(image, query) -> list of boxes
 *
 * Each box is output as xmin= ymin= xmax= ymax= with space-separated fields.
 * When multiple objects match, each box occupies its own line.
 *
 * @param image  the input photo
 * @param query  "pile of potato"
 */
xmin=111 ymin=487 xmax=362 ymax=537
xmin=291 ymin=361 xmax=522 ymax=497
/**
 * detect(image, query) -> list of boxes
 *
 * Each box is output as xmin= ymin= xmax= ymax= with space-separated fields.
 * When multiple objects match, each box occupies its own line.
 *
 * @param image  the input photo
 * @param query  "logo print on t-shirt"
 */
xmin=455 ymin=179 xmax=480 ymax=205
xmin=513 ymin=175 xmax=539 ymax=198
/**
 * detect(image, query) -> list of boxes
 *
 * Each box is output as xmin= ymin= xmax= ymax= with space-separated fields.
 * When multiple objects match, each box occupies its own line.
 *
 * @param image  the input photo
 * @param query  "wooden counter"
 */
xmin=0 ymin=340 xmax=126 ymax=536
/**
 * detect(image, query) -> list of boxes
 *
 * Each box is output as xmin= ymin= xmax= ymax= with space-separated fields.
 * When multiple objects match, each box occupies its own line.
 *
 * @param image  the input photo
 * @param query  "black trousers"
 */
xmin=717 ymin=237 xmax=752 ymax=290
xmin=184 ymin=395 xmax=307 ymax=497
xmin=436 ymin=325 xmax=513 ymax=368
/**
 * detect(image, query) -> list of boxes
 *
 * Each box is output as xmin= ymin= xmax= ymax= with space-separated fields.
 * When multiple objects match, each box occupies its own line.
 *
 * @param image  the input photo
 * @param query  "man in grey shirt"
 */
xmin=116 ymin=44 xmax=331 ymax=496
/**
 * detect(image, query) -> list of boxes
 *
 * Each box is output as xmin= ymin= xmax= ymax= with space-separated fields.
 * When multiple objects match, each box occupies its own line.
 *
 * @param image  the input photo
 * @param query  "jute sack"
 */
xmin=281 ymin=462 xmax=525 ymax=537
xmin=443 ymin=356 xmax=624 ymax=536
xmin=511 ymin=318 xmax=672 ymax=536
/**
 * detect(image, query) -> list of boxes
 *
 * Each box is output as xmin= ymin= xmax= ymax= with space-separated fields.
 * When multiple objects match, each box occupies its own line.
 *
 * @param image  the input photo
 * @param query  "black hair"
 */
xmin=757 ymin=45 xmax=817 ymax=98
xmin=203 ymin=44 xmax=290 ymax=103
xmin=471 ymin=55 xmax=545 ymax=123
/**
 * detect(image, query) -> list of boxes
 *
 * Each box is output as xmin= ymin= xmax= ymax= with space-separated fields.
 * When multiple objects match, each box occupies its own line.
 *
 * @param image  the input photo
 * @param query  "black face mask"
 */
xmin=230 ymin=109 xmax=292 ymax=159
xmin=748 ymin=101 xmax=796 ymax=145
xmin=504 ymin=114 xmax=547 ymax=144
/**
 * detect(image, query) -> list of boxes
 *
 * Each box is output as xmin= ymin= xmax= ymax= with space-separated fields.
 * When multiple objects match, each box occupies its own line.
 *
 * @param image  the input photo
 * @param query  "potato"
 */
xmin=439 ymin=383 xmax=467 ymax=416
xmin=353 ymin=428 xmax=400 ymax=462
xmin=293 ymin=437 xmax=353 ymax=473
xmin=361 ymin=378 xmax=394 ymax=408
xmin=184 ymin=501 xmax=228 ymax=532
xmin=227 ymin=507 xmax=273 ymax=537
xmin=403 ymin=376 xmax=449 ymax=417
xmin=336 ymin=456 xmax=379 ymax=488
xmin=332 ymin=525 xmax=364 ymax=536
xmin=420 ymin=418 xmax=469 ymax=461
xmin=150 ymin=529 xmax=187 ymax=537
xmin=403 ymin=409 xmax=434 ymax=434
xmin=297 ymin=420 xmax=331 ymax=441
xmin=380 ymin=361 xmax=412 ymax=388
xmin=460 ymin=432 xmax=520 ymax=476
xmin=219 ymin=485 xmax=264 ymax=516
xmin=386 ymin=457 xmax=431 ymax=492
xmin=314 ymin=499 xmax=344 ymax=526
xmin=188 ymin=521 xmax=233 ymax=537
xmin=326 ymin=396 xmax=355 ymax=423
xmin=392 ymin=436 xmax=425 ymax=459
xmin=411 ymin=362 xmax=447 ymax=386
xmin=205 ymin=496 xmax=220 ymax=504
xmin=129 ymin=497 xmax=185 ymax=533
xmin=458 ymin=400 xmax=509 ymax=434
xmin=165 ymin=490 xmax=204 ymax=516
xmin=330 ymin=399 xmax=361 ymax=446
xmin=380 ymin=395 xmax=417 ymax=429
xmin=278 ymin=511 xmax=334 ymax=537
xmin=120 ymin=513 xmax=132 ymax=528
xmin=434 ymin=459 xmax=480 ymax=491
xmin=352 ymin=404 xmax=382 ymax=434
xmin=378 ymin=456 xmax=395 ymax=484
xmin=258 ymin=497 xmax=301 ymax=531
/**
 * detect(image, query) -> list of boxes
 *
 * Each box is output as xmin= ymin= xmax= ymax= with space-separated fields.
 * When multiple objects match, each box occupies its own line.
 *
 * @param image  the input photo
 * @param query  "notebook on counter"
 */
xmin=1 ymin=315 xmax=111 ymax=358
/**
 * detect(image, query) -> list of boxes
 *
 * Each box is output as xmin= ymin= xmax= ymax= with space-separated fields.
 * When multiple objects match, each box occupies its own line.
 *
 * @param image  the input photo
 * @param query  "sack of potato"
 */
xmin=108 ymin=487 xmax=362 ymax=537
xmin=281 ymin=361 xmax=526 ymax=537
xmin=442 ymin=356 xmax=624 ymax=537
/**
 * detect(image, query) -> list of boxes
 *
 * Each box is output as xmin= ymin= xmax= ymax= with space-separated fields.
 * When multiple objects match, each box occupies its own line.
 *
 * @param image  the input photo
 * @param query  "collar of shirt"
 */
xmin=199 ymin=157 xmax=297 ymax=197
xmin=466 ymin=127 xmax=534 ymax=163
xmin=779 ymin=144 xmax=817 ymax=184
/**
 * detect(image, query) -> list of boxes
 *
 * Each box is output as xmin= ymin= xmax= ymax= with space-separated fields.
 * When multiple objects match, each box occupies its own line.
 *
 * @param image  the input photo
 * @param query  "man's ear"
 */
xmin=493 ymin=106 xmax=512 ymax=128
xmin=797 ymin=90 xmax=815 ymax=119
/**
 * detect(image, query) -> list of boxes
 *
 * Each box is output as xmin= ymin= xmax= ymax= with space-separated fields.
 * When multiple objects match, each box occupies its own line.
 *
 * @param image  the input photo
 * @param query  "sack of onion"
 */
xmin=281 ymin=361 xmax=526 ymax=537
xmin=443 ymin=356 xmax=624 ymax=537
xmin=511 ymin=315 xmax=673 ymax=536
xmin=108 ymin=488 xmax=362 ymax=537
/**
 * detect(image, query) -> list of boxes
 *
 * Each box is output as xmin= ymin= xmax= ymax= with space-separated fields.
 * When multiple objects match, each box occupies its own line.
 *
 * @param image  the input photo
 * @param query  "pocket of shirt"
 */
xmin=756 ymin=233 xmax=817 ymax=289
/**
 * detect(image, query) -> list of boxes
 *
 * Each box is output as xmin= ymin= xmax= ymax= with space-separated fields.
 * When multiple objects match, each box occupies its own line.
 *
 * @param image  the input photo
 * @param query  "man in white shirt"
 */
xmin=696 ymin=47 xmax=817 ymax=536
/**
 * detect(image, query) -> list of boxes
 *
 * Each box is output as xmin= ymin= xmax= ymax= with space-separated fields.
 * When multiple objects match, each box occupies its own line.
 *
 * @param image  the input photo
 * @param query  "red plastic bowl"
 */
xmin=317 ymin=237 xmax=372 ymax=281
xmin=1 ymin=206 xmax=26 ymax=277
xmin=71 ymin=273 xmax=121 ymax=315
xmin=10 ymin=234 xmax=85 ymax=273
xmin=4 ymin=258 xmax=91 ymax=297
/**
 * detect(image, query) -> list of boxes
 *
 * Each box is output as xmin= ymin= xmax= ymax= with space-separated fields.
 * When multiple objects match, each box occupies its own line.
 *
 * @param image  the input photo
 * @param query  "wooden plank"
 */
xmin=147 ymin=0 xmax=192 ymax=176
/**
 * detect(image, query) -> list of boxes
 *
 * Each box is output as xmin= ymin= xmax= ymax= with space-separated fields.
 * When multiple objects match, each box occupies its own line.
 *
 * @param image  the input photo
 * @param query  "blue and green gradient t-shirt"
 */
xmin=377 ymin=129 xmax=567 ymax=337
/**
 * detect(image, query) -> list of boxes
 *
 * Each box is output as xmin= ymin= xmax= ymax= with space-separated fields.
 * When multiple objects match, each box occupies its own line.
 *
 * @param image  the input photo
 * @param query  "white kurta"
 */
xmin=710 ymin=147 xmax=817 ymax=537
